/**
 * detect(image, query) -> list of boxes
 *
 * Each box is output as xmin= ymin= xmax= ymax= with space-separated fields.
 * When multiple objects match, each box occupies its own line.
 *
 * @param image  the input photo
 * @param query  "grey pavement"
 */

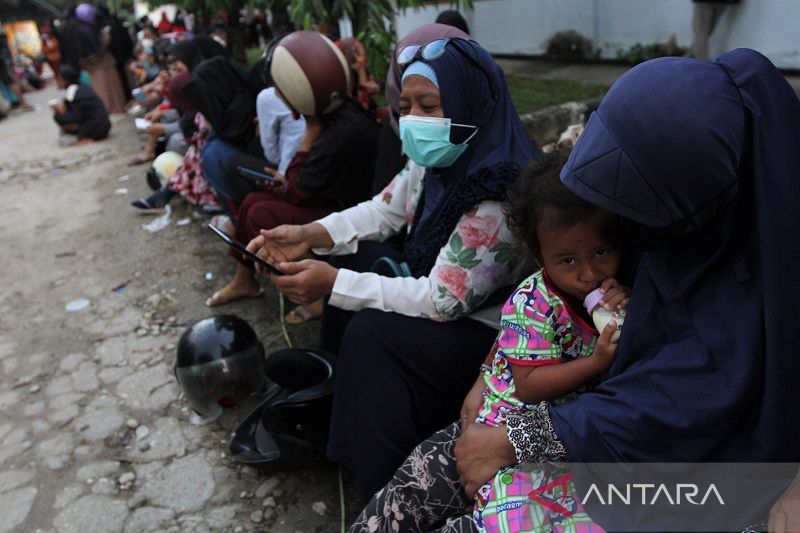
xmin=0 ymin=85 xmax=353 ymax=533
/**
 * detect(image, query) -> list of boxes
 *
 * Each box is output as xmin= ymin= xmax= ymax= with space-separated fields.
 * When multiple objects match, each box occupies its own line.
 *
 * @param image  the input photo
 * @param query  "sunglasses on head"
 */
xmin=397 ymin=38 xmax=451 ymax=66
xmin=397 ymin=37 xmax=498 ymax=103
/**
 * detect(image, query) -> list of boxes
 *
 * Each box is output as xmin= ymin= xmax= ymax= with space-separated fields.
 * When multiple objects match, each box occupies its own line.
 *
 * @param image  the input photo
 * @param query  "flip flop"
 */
xmin=206 ymin=285 xmax=264 ymax=307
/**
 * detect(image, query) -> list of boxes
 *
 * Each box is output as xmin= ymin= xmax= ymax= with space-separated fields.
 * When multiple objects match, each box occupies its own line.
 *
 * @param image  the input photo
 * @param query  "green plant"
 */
xmin=145 ymin=0 xmax=471 ymax=76
xmin=617 ymin=34 xmax=687 ymax=65
xmin=544 ymin=30 xmax=595 ymax=62
xmin=260 ymin=0 xmax=473 ymax=83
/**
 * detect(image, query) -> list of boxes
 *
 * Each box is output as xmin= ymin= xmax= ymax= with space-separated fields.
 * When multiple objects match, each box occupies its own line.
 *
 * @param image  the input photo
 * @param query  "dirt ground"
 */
xmin=0 ymin=85 xmax=361 ymax=532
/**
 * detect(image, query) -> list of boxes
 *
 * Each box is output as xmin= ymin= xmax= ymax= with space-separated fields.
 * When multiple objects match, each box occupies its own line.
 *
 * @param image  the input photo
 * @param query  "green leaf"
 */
xmin=450 ymin=233 xmax=463 ymax=254
xmin=490 ymin=242 xmax=518 ymax=264
xmin=459 ymin=258 xmax=482 ymax=269
xmin=458 ymin=248 xmax=477 ymax=263
xmin=465 ymin=289 xmax=481 ymax=309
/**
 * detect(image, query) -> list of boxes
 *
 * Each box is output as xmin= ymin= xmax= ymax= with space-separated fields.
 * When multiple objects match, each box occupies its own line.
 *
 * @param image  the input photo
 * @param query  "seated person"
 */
xmin=51 ymin=64 xmax=111 ymax=146
xmin=472 ymin=152 xmax=629 ymax=532
xmin=200 ymin=41 xmax=306 ymax=217
xmin=248 ymin=37 xmax=538 ymax=496
xmin=210 ymin=86 xmax=306 ymax=216
xmin=129 ymin=71 xmax=184 ymax=165
xmin=206 ymin=31 xmax=379 ymax=307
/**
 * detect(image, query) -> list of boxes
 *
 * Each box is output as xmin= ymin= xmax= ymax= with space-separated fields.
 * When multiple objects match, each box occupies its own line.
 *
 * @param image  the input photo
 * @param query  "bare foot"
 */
xmin=211 ymin=215 xmax=235 ymax=235
xmin=206 ymin=283 xmax=263 ymax=307
xmin=128 ymin=152 xmax=154 ymax=166
xmin=284 ymin=298 xmax=324 ymax=324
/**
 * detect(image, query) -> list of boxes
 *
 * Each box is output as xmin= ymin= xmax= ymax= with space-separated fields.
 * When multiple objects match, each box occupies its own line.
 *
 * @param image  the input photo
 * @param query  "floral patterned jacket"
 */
xmin=314 ymin=161 xmax=528 ymax=321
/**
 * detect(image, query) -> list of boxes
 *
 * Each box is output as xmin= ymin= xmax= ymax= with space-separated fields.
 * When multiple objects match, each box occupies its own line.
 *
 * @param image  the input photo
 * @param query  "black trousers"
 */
xmin=321 ymin=243 xmax=496 ymax=496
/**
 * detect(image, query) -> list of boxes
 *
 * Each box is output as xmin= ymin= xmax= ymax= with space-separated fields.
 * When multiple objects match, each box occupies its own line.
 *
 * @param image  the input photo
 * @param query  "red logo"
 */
xmin=528 ymin=472 xmax=574 ymax=518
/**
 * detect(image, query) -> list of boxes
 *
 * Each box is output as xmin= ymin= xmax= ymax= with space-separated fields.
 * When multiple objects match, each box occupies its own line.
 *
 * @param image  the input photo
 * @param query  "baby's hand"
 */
xmin=599 ymin=278 xmax=631 ymax=311
xmin=591 ymin=320 xmax=619 ymax=376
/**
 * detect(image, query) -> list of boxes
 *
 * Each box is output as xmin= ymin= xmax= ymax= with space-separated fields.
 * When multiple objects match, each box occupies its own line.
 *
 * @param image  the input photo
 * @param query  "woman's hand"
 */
xmin=270 ymin=259 xmax=338 ymax=304
xmin=250 ymin=225 xmax=312 ymax=269
xmin=455 ymin=422 xmax=516 ymax=498
xmin=460 ymin=375 xmax=487 ymax=432
xmin=352 ymin=41 xmax=367 ymax=72
xmin=598 ymin=278 xmax=631 ymax=310
xmin=769 ymin=470 xmax=800 ymax=533
xmin=257 ymin=167 xmax=287 ymax=192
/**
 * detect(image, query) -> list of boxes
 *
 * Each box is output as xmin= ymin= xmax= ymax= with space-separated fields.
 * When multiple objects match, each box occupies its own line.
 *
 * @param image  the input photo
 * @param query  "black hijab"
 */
xmin=182 ymin=56 xmax=257 ymax=148
xmin=557 ymin=49 xmax=800 ymax=471
xmin=169 ymin=35 xmax=225 ymax=71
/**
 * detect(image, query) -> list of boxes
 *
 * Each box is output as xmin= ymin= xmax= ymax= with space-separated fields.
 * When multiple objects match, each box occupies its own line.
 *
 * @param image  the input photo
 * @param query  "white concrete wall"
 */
xmin=133 ymin=1 xmax=178 ymax=25
xmin=396 ymin=0 xmax=800 ymax=69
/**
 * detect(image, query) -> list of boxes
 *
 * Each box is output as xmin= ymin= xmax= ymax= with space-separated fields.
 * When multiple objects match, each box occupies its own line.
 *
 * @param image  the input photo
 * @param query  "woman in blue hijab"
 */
xmin=350 ymin=48 xmax=800 ymax=532
xmin=248 ymin=37 xmax=537 ymax=495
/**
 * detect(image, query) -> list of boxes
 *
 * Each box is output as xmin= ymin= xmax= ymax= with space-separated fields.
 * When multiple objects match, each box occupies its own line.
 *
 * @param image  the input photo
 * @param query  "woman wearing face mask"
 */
xmin=247 ymin=37 xmax=538 ymax=495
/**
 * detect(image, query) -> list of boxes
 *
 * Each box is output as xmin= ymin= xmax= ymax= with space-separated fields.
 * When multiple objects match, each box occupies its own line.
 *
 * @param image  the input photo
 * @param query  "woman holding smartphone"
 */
xmin=248 ymin=35 xmax=538 ymax=496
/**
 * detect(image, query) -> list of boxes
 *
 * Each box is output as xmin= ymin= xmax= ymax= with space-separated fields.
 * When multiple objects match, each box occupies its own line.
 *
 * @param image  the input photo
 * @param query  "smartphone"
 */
xmin=207 ymin=224 xmax=284 ymax=275
xmin=237 ymin=166 xmax=276 ymax=182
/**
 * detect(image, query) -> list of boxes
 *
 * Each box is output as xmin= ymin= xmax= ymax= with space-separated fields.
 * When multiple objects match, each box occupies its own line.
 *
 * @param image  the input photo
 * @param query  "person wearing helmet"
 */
xmin=196 ymin=36 xmax=306 ymax=220
xmin=249 ymin=36 xmax=538 ymax=496
xmin=205 ymin=30 xmax=379 ymax=307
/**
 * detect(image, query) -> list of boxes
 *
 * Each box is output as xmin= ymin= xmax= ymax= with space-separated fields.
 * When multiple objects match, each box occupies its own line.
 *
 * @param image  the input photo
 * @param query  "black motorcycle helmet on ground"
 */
xmin=229 ymin=348 xmax=335 ymax=469
xmin=174 ymin=315 xmax=266 ymax=424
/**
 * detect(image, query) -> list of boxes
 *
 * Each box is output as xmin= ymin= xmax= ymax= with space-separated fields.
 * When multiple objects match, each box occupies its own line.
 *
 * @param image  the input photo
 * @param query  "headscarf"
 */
xmin=556 ymin=49 xmax=800 ymax=468
xmin=402 ymin=38 xmax=538 ymax=276
xmin=169 ymin=35 xmax=226 ymax=72
xmin=75 ymin=3 xmax=96 ymax=24
xmin=435 ymin=10 xmax=470 ymax=35
xmin=167 ymin=72 xmax=194 ymax=112
xmin=337 ymin=37 xmax=358 ymax=70
xmin=386 ymin=23 xmax=469 ymax=136
xmin=182 ymin=56 xmax=257 ymax=148
xmin=75 ymin=4 xmax=100 ymax=60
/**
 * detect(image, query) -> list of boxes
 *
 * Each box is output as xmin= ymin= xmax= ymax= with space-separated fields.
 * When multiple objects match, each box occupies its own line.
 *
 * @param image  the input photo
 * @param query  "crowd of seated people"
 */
xmin=35 ymin=4 xmax=800 ymax=531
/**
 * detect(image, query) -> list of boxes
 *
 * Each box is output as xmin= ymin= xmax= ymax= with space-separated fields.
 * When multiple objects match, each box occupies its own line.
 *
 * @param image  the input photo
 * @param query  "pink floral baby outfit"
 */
xmin=473 ymin=270 xmax=605 ymax=533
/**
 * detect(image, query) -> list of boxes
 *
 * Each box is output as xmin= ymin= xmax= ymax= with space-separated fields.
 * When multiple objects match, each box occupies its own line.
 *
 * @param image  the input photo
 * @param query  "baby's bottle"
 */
xmin=583 ymin=288 xmax=625 ymax=343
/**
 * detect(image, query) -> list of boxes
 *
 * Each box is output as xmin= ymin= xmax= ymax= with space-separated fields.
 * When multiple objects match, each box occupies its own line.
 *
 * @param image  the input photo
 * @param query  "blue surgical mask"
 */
xmin=399 ymin=115 xmax=478 ymax=168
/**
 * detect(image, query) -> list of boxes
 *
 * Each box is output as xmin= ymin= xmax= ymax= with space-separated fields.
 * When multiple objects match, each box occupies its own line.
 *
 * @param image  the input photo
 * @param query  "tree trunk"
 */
xmin=226 ymin=0 xmax=247 ymax=65
xmin=269 ymin=0 xmax=294 ymax=36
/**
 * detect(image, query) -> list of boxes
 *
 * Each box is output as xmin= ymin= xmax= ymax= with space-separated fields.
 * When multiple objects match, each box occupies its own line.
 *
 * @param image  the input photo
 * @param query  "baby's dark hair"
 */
xmin=60 ymin=64 xmax=80 ymax=85
xmin=504 ymin=150 xmax=609 ymax=259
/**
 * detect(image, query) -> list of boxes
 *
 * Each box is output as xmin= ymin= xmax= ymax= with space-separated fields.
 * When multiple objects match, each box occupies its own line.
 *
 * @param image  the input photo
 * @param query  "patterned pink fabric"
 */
xmin=476 ymin=270 xmax=598 ymax=428
xmin=166 ymin=113 xmax=221 ymax=209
